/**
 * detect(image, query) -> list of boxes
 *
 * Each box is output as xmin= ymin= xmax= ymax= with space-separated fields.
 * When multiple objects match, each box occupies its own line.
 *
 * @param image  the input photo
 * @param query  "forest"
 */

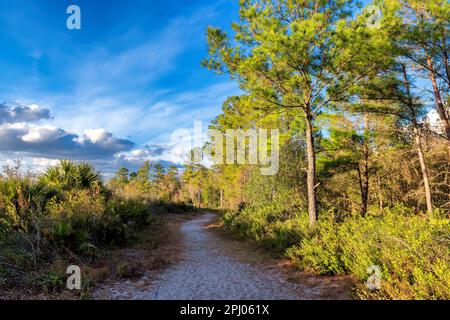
xmin=198 ymin=0 xmax=450 ymax=299
xmin=0 ymin=0 xmax=449 ymax=300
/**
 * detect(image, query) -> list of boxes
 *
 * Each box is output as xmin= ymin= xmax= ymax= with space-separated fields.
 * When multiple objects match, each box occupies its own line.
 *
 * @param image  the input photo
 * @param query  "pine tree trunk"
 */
xmin=427 ymin=55 xmax=450 ymax=160
xmin=377 ymin=176 xmax=383 ymax=210
xmin=360 ymin=113 xmax=370 ymax=217
xmin=442 ymin=30 xmax=450 ymax=85
xmin=414 ymin=127 xmax=433 ymax=214
xmin=359 ymin=165 xmax=369 ymax=216
xmin=402 ymin=63 xmax=434 ymax=214
xmin=305 ymin=113 xmax=318 ymax=226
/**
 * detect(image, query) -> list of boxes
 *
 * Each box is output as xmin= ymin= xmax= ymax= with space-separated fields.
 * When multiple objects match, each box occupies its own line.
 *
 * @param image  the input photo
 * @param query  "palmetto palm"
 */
xmin=40 ymin=160 xmax=104 ymax=192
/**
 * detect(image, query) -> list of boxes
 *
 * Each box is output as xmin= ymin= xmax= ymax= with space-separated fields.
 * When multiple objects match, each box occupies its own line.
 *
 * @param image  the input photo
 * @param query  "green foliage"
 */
xmin=224 ymin=204 xmax=310 ymax=252
xmin=0 ymin=160 xmax=195 ymax=294
xmin=30 ymin=271 xmax=65 ymax=292
xmin=225 ymin=204 xmax=450 ymax=299
xmin=40 ymin=160 xmax=104 ymax=193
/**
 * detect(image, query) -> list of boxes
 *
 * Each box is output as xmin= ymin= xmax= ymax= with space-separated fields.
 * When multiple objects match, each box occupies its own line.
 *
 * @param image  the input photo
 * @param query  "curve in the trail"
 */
xmin=94 ymin=213 xmax=343 ymax=300
xmin=134 ymin=213 xmax=307 ymax=300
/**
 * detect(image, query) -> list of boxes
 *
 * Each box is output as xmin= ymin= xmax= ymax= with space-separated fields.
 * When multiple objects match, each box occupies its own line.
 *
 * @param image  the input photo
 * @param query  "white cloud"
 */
xmin=21 ymin=124 xmax=61 ymax=143
xmin=426 ymin=109 xmax=446 ymax=135
xmin=0 ymin=123 xmax=134 ymax=159
xmin=31 ymin=158 xmax=60 ymax=172
xmin=0 ymin=102 xmax=51 ymax=124
xmin=83 ymin=128 xmax=109 ymax=144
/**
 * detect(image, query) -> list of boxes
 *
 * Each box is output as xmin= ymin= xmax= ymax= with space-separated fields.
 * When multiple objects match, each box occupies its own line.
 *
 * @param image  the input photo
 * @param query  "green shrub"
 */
xmin=224 ymin=205 xmax=309 ymax=252
xmin=287 ymin=217 xmax=344 ymax=275
xmin=108 ymin=198 xmax=152 ymax=225
xmin=224 ymin=204 xmax=450 ymax=299
xmin=0 ymin=160 xmax=195 ymax=295
xmin=30 ymin=271 xmax=65 ymax=292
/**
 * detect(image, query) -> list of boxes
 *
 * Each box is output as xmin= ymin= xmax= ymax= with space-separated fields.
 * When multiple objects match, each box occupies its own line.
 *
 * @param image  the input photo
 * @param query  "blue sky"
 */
xmin=0 ymin=0 xmax=240 ymax=176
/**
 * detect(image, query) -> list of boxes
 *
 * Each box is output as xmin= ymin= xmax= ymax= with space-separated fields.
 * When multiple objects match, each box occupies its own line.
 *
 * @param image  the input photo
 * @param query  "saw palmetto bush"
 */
xmin=40 ymin=160 xmax=105 ymax=194
xmin=0 ymin=160 xmax=160 ymax=291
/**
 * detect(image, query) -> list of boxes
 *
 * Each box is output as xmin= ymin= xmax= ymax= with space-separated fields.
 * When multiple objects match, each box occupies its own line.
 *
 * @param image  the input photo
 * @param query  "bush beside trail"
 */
xmin=223 ymin=205 xmax=450 ymax=300
xmin=0 ymin=160 xmax=194 ymax=297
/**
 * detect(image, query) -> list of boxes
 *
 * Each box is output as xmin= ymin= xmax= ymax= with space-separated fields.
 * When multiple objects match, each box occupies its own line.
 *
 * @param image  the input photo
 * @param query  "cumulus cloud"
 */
xmin=129 ymin=145 xmax=168 ymax=157
xmin=0 ymin=102 xmax=51 ymax=124
xmin=111 ymin=144 xmax=181 ymax=174
xmin=80 ymin=129 xmax=136 ymax=156
xmin=0 ymin=123 xmax=135 ymax=159
xmin=31 ymin=158 xmax=60 ymax=172
xmin=115 ymin=145 xmax=170 ymax=165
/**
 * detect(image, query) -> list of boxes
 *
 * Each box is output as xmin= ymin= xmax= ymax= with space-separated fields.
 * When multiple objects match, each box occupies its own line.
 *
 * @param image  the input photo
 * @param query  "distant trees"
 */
xmin=109 ymin=161 xmax=227 ymax=209
xmin=110 ymin=162 xmax=177 ymax=202
xmin=181 ymin=164 xmax=208 ymax=208
xmin=116 ymin=167 xmax=129 ymax=184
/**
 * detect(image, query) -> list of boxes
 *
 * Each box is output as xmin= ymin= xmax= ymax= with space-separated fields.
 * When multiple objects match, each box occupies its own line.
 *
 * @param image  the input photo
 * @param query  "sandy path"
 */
xmin=94 ymin=213 xmax=350 ymax=300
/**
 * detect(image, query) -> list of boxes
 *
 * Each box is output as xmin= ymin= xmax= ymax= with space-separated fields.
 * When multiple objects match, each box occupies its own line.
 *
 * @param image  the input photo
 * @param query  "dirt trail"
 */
xmin=94 ymin=213 xmax=352 ymax=300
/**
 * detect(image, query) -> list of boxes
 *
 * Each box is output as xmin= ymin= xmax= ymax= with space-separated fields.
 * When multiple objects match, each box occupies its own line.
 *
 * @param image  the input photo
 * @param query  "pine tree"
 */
xmin=204 ymin=0 xmax=390 ymax=225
